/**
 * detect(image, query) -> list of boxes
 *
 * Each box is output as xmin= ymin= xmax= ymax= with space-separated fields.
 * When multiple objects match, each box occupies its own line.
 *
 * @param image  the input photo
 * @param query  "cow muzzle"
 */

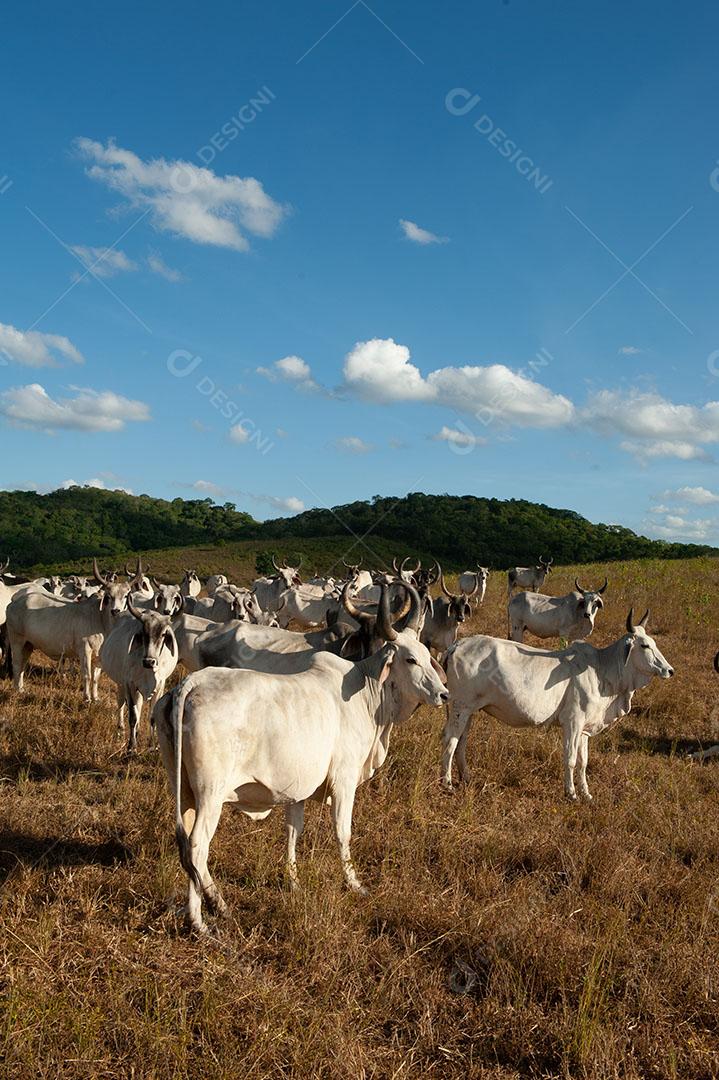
xmin=143 ymin=657 xmax=158 ymax=670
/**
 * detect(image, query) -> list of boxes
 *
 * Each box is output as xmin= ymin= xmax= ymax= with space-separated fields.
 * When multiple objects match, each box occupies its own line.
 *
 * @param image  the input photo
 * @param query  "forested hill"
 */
xmin=0 ymin=488 xmax=257 ymax=566
xmin=256 ymin=492 xmax=718 ymax=567
xmin=1 ymin=487 xmax=716 ymax=570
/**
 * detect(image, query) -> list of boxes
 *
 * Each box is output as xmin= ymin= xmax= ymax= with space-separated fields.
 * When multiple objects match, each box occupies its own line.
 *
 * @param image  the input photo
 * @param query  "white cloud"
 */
xmin=191 ymin=419 xmax=210 ymax=432
xmin=61 ymin=476 xmax=133 ymax=493
xmin=75 ymin=137 xmax=288 ymax=251
xmin=619 ymin=345 xmax=642 ymax=355
xmin=583 ymin=390 xmax=719 ymax=443
xmin=0 ymin=383 xmax=150 ymax=433
xmin=399 ymin=219 xmax=449 ymax=245
xmin=662 ymin=486 xmax=719 ymax=506
xmin=276 ymin=427 xmax=288 ymax=438
xmin=0 ymin=322 xmax=84 ymax=367
xmin=189 ymin=479 xmax=225 ymax=496
xmin=246 ymin=492 xmax=305 ymax=514
xmin=343 ymin=338 xmax=432 ymax=403
xmin=342 ymin=338 xmax=574 ymax=428
xmin=257 ymin=355 xmax=318 ymax=392
xmin=620 ymin=440 xmax=713 ymax=463
xmin=432 ymin=425 xmax=487 ymax=448
xmin=649 ymin=513 xmax=716 ymax=541
xmin=147 ymin=252 xmax=184 ymax=282
xmin=229 ymin=423 xmax=251 ymax=444
xmin=70 ymin=245 xmax=137 ymax=278
xmin=334 ymin=435 xmax=373 ymax=454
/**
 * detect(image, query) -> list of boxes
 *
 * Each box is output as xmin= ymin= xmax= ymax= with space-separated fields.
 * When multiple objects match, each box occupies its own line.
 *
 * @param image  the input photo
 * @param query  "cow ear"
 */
xmin=577 ymin=598 xmax=585 ymax=610
xmin=623 ymin=638 xmax=633 ymax=666
xmin=377 ymin=643 xmax=396 ymax=685
xmin=164 ymin=632 xmax=177 ymax=657
xmin=430 ymin=655 xmax=447 ymax=684
xmin=127 ymin=632 xmax=141 ymax=655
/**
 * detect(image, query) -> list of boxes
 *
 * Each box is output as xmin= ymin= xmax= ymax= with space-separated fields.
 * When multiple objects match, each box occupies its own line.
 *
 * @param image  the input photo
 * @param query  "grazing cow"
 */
xmin=509 ymin=578 xmax=608 ymax=644
xmin=6 ymin=559 xmax=142 ymax=700
xmin=459 ymin=566 xmax=489 ymax=604
xmin=153 ymin=585 xmax=448 ymax=933
xmin=421 ymin=567 xmax=475 ymax=656
xmin=181 ymin=570 xmax=202 ymax=599
xmin=99 ymin=599 xmax=179 ymax=751
xmin=507 ymin=557 xmax=553 ymax=598
xmin=252 ymin=557 xmax=302 ymax=615
xmin=277 ymin=584 xmax=342 ymax=629
xmin=441 ymin=608 xmax=673 ymax=801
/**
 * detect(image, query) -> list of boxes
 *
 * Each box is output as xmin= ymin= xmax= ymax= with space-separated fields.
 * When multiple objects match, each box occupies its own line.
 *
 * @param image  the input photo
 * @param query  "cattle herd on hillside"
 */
xmin=0 ymin=552 xmax=677 ymax=934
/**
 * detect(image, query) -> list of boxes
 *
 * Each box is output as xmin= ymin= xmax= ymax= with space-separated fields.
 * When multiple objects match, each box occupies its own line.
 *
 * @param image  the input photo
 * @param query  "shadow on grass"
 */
xmin=615 ymin=727 xmax=715 ymax=759
xmin=0 ymin=829 xmax=132 ymax=883
xmin=0 ymin=754 xmax=105 ymax=783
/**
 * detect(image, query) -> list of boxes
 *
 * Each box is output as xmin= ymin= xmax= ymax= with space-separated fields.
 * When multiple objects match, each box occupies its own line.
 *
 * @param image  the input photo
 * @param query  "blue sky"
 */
xmin=2 ymin=0 xmax=719 ymax=540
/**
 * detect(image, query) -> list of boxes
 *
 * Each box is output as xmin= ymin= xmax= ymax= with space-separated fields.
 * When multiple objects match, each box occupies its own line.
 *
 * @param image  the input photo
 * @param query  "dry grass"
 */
xmin=1 ymin=557 xmax=719 ymax=1079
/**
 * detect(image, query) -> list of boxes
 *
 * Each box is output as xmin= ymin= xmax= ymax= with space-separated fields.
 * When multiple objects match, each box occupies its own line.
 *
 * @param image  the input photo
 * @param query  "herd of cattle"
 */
xmin=0 ymin=553 xmax=676 ymax=934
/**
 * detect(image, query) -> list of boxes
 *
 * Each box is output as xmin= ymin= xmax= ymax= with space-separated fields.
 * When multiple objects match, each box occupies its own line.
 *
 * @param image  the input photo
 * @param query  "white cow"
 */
xmin=6 ymin=560 xmax=141 ymax=700
xmin=205 ymin=574 xmax=228 ymax=598
xmin=181 ymin=570 xmax=202 ymax=599
xmin=154 ymin=588 xmax=448 ymax=933
xmin=459 ymin=566 xmax=489 ymax=604
xmin=508 ymin=578 xmax=607 ymax=643
xmin=99 ymin=601 xmax=179 ymax=750
xmin=441 ymin=609 xmax=673 ymax=801
xmin=507 ymin=557 xmax=553 ymax=598
xmin=277 ymin=584 xmax=341 ymax=629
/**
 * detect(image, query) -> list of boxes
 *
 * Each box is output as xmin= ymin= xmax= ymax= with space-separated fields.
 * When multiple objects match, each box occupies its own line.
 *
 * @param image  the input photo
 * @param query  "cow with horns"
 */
xmin=421 ymin=565 xmax=475 ymax=656
xmin=181 ymin=570 xmax=202 ymax=599
xmin=507 ymin=557 xmax=553 ymax=598
xmin=459 ymin=565 xmax=490 ymax=604
xmin=508 ymin=578 xmax=608 ymax=644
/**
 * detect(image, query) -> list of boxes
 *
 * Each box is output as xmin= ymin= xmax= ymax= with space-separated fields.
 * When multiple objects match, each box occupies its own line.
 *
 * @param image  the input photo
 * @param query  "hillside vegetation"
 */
xmin=1 ymin=557 xmax=718 ymax=1078
xmin=2 ymin=488 xmax=715 ymax=573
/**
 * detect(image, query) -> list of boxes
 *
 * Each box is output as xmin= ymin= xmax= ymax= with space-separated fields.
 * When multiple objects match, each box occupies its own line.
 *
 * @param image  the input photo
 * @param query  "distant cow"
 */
xmin=507 ymin=557 xmax=553 ymax=598
xmin=458 ymin=566 xmax=489 ymax=604
xmin=508 ymin=578 xmax=607 ymax=643
xmin=441 ymin=608 xmax=673 ymax=801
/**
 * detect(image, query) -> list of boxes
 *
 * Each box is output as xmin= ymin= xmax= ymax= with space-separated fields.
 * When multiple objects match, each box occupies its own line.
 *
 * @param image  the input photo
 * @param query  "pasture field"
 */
xmin=1 ymin=557 xmax=718 ymax=1079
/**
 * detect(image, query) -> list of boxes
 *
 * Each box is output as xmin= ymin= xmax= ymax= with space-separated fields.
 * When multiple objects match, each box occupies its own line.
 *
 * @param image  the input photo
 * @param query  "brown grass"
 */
xmin=1 ymin=557 xmax=719 ymax=1079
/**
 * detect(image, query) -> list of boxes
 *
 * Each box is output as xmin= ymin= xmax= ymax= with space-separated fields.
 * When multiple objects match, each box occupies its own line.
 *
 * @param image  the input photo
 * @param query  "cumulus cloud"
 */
xmin=70 ymin=245 xmax=137 ymax=278
xmin=0 ymin=383 xmax=150 ymax=433
xmin=399 ymin=219 xmax=449 ymax=245
xmin=229 ymin=423 xmax=251 ymax=444
xmin=253 ymin=494 xmax=305 ymax=514
xmin=620 ymin=440 xmax=713 ymax=463
xmin=61 ymin=476 xmax=133 ymax=493
xmin=334 ymin=435 xmax=373 ymax=454
xmin=342 ymin=338 xmax=574 ymax=427
xmin=432 ymin=425 xmax=487 ymax=448
xmin=75 ymin=137 xmax=288 ymax=251
xmin=649 ymin=513 xmax=715 ymax=541
xmin=257 ymin=355 xmax=319 ymax=392
xmin=583 ymin=390 xmax=719 ymax=443
xmin=147 ymin=252 xmax=184 ymax=282
xmin=619 ymin=345 xmax=642 ymax=355
xmin=662 ymin=486 xmax=719 ymax=506
xmin=0 ymin=322 xmax=84 ymax=367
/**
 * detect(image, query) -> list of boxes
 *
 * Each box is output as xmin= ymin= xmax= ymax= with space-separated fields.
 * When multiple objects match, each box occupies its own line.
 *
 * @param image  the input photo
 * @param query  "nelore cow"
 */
xmin=153 ymin=583 xmax=448 ymax=933
xmin=508 ymin=578 xmax=607 ymax=644
xmin=180 ymin=570 xmax=202 ymax=599
xmin=6 ymin=559 xmax=143 ymax=700
xmin=252 ymin=556 xmax=303 ymax=616
xmin=459 ymin=566 xmax=489 ymax=604
xmin=507 ymin=557 xmax=553 ymax=598
xmin=99 ymin=600 xmax=179 ymax=751
xmin=441 ymin=609 xmax=673 ymax=801
xmin=420 ymin=567 xmax=476 ymax=657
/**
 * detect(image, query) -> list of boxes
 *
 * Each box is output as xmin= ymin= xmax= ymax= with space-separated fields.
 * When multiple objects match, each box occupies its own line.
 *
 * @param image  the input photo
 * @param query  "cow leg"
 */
xmin=577 ymin=733 xmax=592 ymax=802
xmin=186 ymin=797 xmax=225 ymax=932
xmin=9 ymin=638 xmax=31 ymax=693
xmin=285 ymin=801 xmax=305 ymax=890
xmin=91 ymin=657 xmax=102 ymax=702
xmin=331 ymin=783 xmax=365 ymax=895
xmin=508 ymin=620 xmax=524 ymax=643
xmin=116 ymin=690 xmax=126 ymax=738
xmin=454 ymin=715 xmax=474 ymax=785
xmin=126 ymin=687 xmax=143 ymax=752
xmin=561 ymin=720 xmax=583 ymax=802
xmin=79 ymin=643 xmax=94 ymax=702
xmin=441 ymin=706 xmax=473 ymax=791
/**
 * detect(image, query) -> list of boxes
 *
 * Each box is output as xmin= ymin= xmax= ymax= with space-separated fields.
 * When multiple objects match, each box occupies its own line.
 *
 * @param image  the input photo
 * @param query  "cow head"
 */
xmin=151 ymin=579 xmax=184 ymax=616
xmin=127 ymin=598 xmax=177 ymax=670
xmin=369 ymin=584 xmax=448 ymax=710
xmin=181 ymin=569 xmax=201 ymax=596
xmin=271 ymin=554 xmax=302 ymax=588
xmin=439 ymin=565 xmax=473 ymax=624
xmin=574 ymin=577 xmax=607 ymax=630
xmin=125 ymin=557 xmax=152 ymax=596
xmin=539 ymin=556 xmax=553 ymax=574
xmin=93 ymin=557 xmax=139 ymax=617
xmin=624 ymin=609 xmax=673 ymax=679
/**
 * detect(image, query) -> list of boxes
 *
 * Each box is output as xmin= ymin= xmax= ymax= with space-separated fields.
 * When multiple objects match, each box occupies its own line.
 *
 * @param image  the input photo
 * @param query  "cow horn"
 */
xmin=575 ymin=578 xmax=585 ymax=593
xmin=377 ymin=584 xmax=398 ymax=642
xmin=626 ymin=608 xmax=635 ymax=634
xmin=638 ymin=608 xmax=650 ymax=628
xmin=438 ymin=565 xmax=453 ymax=598
xmin=392 ymin=557 xmax=400 ymax=573
xmin=271 ymin=555 xmax=281 ymax=571
xmin=151 ymin=576 xmax=161 ymax=590
xmin=127 ymin=596 xmax=144 ymax=620
xmin=401 ymin=583 xmax=422 ymax=634
xmin=340 ymin=582 xmax=373 ymax=626
xmin=92 ymin=557 xmax=109 ymax=586
xmin=295 ymin=556 xmax=303 ymax=570
xmin=124 ymin=561 xmax=133 ymax=577
xmin=467 ymin=573 xmax=480 ymax=598
xmin=400 ymin=556 xmax=421 ymax=576
xmin=597 ymin=578 xmax=608 ymax=594
xmin=0 ymin=557 xmax=9 ymax=572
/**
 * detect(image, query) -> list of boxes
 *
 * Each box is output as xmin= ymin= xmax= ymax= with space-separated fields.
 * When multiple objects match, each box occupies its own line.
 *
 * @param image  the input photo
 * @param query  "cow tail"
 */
xmin=172 ymin=677 xmax=203 ymax=894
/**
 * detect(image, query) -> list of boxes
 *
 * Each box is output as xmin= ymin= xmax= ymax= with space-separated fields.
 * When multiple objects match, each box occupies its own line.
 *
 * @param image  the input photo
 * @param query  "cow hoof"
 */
xmin=581 ymin=792 xmax=594 ymax=804
xmin=440 ymin=779 xmax=455 ymax=794
xmin=349 ymin=883 xmax=369 ymax=897
xmin=565 ymin=791 xmax=579 ymax=803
